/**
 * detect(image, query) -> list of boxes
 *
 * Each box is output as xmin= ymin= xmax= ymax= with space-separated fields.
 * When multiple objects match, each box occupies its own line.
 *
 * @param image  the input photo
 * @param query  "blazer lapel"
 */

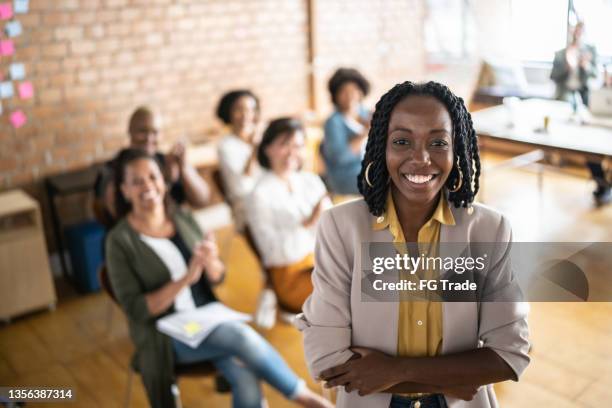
xmin=440 ymin=205 xmax=479 ymax=354
xmin=356 ymin=223 xmax=400 ymax=356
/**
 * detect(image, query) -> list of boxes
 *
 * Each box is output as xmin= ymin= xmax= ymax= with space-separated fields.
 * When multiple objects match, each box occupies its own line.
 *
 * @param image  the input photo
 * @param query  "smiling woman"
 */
xmin=297 ymin=81 xmax=530 ymax=408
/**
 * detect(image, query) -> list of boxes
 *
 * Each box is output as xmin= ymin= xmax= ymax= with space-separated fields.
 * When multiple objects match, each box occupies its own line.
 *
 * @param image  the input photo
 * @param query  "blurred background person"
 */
xmin=247 ymin=118 xmax=332 ymax=313
xmin=93 ymin=106 xmax=211 ymax=229
xmin=320 ymin=68 xmax=372 ymax=195
xmin=550 ymin=21 xmax=597 ymax=106
xmin=551 ymin=21 xmax=610 ymax=205
xmin=106 ymin=148 xmax=332 ymax=408
xmin=216 ymin=90 xmax=263 ymax=228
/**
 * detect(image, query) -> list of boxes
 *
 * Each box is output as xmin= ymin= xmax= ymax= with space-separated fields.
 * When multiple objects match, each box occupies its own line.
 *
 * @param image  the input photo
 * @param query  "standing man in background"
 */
xmin=551 ymin=22 xmax=610 ymax=206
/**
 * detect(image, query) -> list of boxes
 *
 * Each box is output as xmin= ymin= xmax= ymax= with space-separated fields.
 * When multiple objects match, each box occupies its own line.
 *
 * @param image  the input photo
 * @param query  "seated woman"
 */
xmin=94 ymin=106 xmax=210 ymax=229
xmin=321 ymin=68 xmax=371 ymax=195
xmin=246 ymin=118 xmax=332 ymax=313
xmin=106 ymin=148 xmax=332 ymax=408
xmin=298 ymin=82 xmax=530 ymax=408
xmin=216 ymin=90 xmax=263 ymax=227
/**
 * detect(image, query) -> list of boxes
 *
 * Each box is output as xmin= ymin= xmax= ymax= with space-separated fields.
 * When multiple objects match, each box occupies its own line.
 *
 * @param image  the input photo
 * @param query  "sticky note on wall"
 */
xmin=9 ymin=63 xmax=25 ymax=80
xmin=0 ymin=39 xmax=14 ymax=56
xmin=5 ymin=20 xmax=22 ymax=37
xmin=17 ymin=81 xmax=33 ymax=99
xmin=0 ymin=81 xmax=14 ymax=98
xmin=10 ymin=110 xmax=27 ymax=128
xmin=0 ymin=2 xmax=13 ymax=20
xmin=13 ymin=0 xmax=28 ymax=14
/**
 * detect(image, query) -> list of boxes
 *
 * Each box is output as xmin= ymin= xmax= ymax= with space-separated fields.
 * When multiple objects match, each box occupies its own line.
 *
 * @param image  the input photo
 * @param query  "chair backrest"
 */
xmin=98 ymin=264 xmax=119 ymax=305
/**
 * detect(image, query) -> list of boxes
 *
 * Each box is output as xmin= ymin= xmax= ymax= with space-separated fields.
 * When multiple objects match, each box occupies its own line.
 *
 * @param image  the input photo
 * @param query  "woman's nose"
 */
xmin=411 ymin=148 xmax=431 ymax=166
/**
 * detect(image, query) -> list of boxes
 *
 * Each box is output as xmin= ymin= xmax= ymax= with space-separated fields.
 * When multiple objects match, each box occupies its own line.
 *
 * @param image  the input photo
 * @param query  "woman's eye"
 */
xmin=393 ymin=139 xmax=410 ymax=146
xmin=431 ymin=139 xmax=449 ymax=147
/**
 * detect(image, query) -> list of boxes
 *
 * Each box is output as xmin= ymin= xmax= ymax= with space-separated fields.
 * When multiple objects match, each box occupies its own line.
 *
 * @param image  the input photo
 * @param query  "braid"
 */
xmin=358 ymin=81 xmax=481 ymax=215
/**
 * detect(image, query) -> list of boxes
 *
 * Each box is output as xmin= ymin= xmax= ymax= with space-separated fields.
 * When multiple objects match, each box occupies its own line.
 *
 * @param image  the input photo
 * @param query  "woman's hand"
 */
xmin=200 ymin=233 xmax=225 ymax=284
xmin=303 ymin=195 xmax=329 ymax=228
xmin=185 ymin=244 xmax=206 ymax=285
xmin=320 ymin=347 xmax=402 ymax=396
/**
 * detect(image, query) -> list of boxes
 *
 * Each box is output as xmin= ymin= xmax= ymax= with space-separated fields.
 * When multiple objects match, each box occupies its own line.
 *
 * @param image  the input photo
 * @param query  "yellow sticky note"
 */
xmin=183 ymin=322 xmax=202 ymax=336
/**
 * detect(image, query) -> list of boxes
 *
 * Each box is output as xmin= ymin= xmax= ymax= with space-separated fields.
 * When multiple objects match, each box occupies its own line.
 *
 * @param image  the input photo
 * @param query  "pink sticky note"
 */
xmin=18 ymin=82 xmax=33 ymax=99
xmin=0 ymin=2 xmax=13 ymax=20
xmin=10 ymin=110 xmax=27 ymax=129
xmin=0 ymin=39 xmax=15 ymax=56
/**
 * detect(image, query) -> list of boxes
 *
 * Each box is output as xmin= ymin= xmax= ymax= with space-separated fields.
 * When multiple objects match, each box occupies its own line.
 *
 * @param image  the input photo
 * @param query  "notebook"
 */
xmin=157 ymin=302 xmax=252 ymax=348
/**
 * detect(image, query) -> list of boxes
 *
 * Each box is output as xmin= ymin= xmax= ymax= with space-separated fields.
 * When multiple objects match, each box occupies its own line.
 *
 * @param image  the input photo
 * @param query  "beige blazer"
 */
xmin=296 ymin=198 xmax=530 ymax=408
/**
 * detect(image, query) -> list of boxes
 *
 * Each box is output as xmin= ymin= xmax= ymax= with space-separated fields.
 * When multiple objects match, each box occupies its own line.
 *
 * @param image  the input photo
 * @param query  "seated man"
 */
xmin=93 ymin=106 xmax=210 ymax=229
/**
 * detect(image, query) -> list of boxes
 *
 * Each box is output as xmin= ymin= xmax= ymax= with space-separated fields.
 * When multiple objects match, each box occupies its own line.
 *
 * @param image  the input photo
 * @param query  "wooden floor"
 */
xmin=1 ymin=153 xmax=611 ymax=407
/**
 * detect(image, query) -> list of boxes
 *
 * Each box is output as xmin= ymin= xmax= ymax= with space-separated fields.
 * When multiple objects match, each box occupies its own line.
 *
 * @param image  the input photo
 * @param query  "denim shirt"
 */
xmin=321 ymin=106 xmax=370 ymax=194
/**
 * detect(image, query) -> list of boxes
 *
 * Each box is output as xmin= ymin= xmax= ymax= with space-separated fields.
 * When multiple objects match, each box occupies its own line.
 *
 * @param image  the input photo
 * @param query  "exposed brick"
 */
xmin=55 ymin=26 xmax=84 ymax=41
xmin=6 ymin=0 xmax=426 ymax=201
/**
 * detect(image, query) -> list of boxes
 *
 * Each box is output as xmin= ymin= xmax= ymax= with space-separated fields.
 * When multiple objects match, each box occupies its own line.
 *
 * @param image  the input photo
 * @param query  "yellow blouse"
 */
xmin=373 ymin=192 xmax=455 ymax=359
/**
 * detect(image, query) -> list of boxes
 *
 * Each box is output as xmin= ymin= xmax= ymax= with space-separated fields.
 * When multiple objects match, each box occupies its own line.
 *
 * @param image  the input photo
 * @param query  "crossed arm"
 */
xmin=319 ymin=346 xmax=515 ymax=400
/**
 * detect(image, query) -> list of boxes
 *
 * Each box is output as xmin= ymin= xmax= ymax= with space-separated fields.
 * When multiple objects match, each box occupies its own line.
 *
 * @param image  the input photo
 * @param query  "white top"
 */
xmin=217 ymin=134 xmax=262 ymax=228
xmin=139 ymin=234 xmax=196 ymax=312
xmin=217 ymin=134 xmax=262 ymax=202
xmin=246 ymin=171 xmax=329 ymax=268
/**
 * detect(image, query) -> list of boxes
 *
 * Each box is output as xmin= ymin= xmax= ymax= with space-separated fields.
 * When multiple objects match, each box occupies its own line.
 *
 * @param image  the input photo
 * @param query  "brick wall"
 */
xmin=0 ymin=0 xmax=426 ymax=252
xmin=1 ymin=0 xmax=312 ymax=189
xmin=1 ymin=0 xmax=426 ymax=191
xmin=312 ymin=0 xmax=426 ymax=114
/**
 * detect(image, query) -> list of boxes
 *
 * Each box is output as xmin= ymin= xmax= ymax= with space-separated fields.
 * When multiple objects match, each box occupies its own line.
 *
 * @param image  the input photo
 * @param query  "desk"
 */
xmin=472 ymin=99 xmax=612 ymax=195
xmin=472 ymin=99 xmax=612 ymax=159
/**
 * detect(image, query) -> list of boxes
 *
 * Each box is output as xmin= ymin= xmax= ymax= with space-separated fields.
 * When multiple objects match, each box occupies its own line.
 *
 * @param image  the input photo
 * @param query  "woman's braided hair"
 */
xmin=357 ymin=81 xmax=480 ymax=216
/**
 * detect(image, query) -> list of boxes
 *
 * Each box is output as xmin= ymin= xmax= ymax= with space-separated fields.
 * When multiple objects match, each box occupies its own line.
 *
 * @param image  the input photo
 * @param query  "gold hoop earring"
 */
xmin=364 ymin=162 xmax=374 ymax=188
xmin=449 ymin=159 xmax=463 ymax=193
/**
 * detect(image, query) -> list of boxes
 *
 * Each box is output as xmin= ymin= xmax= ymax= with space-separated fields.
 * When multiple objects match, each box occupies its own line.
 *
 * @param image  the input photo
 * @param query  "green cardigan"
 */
xmin=106 ymin=209 xmax=206 ymax=408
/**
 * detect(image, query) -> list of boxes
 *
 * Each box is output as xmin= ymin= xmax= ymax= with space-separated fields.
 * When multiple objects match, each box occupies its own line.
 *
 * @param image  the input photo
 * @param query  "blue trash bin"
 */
xmin=64 ymin=220 xmax=105 ymax=292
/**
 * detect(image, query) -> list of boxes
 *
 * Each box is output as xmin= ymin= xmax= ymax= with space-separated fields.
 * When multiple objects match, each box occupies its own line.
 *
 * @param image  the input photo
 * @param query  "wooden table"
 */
xmin=471 ymin=99 xmax=612 ymax=195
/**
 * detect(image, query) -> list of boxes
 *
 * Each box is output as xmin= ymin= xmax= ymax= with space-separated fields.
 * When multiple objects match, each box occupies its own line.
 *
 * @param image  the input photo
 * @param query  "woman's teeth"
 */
xmin=141 ymin=191 xmax=157 ymax=200
xmin=404 ymin=174 xmax=435 ymax=184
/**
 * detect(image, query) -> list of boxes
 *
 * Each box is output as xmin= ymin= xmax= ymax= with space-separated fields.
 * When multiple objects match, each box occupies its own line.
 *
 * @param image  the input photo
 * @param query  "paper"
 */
xmin=9 ymin=63 xmax=25 ymax=80
xmin=13 ymin=0 xmax=28 ymax=14
xmin=0 ymin=39 xmax=14 ymax=56
xmin=10 ymin=110 xmax=26 ymax=128
xmin=0 ymin=81 xmax=14 ymax=98
xmin=0 ymin=2 xmax=12 ymax=20
xmin=156 ymin=302 xmax=252 ymax=348
xmin=5 ymin=20 xmax=22 ymax=37
xmin=18 ymin=81 xmax=33 ymax=99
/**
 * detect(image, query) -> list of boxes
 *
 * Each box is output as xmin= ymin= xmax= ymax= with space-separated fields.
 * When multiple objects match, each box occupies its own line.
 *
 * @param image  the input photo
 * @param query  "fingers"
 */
xmin=325 ymin=373 xmax=351 ymax=388
xmin=320 ymin=362 xmax=352 ymax=381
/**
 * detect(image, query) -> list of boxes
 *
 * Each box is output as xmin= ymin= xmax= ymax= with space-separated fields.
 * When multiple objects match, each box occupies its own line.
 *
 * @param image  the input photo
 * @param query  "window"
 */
xmin=510 ymin=0 xmax=568 ymax=63
xmin=572 ymin=0 xmax=612 ymax=62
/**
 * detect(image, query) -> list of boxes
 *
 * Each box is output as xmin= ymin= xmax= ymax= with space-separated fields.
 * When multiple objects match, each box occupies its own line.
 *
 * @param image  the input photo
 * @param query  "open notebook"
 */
xmin=156 ymin=302 xmax=252 ymax=348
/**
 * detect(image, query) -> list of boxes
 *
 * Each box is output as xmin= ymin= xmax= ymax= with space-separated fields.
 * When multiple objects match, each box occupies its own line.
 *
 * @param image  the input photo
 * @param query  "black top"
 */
xmin=169 ymin=232 xmax=217 ymax=307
